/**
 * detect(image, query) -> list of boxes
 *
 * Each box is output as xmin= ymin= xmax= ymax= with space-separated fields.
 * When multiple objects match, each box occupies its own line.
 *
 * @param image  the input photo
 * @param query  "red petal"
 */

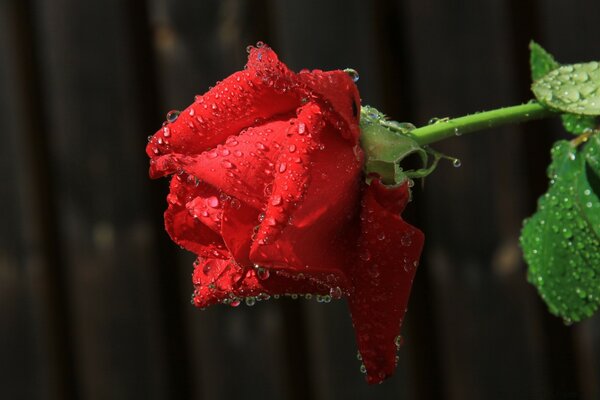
xmin=348 ymin=179 xmax=424 ymax=384
xmin=219 ymin=197 xmax=258 ymax=266
xmin=147 ymin=46 xmax=301 ymax=177
xmin=250 ymin=103 xmax=363 ymax=294
xmin=191 ymin=257 xmax=345 ymax=308
xmin=159 ymin=118 xmax=294 ymax=210
xmin=164 ymin=176 xmax=229 ymax=259
xmin=296 ymin=69 xmax=361 ymax=143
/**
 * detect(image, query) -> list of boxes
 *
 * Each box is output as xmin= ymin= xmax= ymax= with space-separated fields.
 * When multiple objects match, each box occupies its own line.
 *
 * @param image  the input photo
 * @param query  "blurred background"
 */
xmin=1 ymin=0 xmax=599 ymax=399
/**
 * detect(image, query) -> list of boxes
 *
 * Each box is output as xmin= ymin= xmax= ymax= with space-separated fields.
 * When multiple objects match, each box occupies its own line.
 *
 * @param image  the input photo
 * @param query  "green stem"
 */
xmin=408 ymin=101 xmax=556 ymax=146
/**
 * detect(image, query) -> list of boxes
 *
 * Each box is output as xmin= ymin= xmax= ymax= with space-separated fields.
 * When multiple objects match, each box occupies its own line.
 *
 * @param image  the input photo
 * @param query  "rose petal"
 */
xmin=250 ymin=104 xmax=364 ymax=294
xmin=164 ymin=176 xmax=229 ymax=259
xmin=296 ymin=69 xmax=361 ymax=142
xmin=220 ymin=197 xmax=259 ymax=266
xmin=348 ymin=179 xmax=424 ymax=384
xmin=192 ymin=257 xmax=345 ymax=308
xmin=147 ymin=46 xmax=301 ymax=177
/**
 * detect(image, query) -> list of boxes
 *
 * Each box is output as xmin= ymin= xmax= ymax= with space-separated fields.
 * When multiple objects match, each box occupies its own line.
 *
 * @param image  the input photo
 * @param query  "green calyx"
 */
xmin=359 ymin=106 xmax=455 ymax=186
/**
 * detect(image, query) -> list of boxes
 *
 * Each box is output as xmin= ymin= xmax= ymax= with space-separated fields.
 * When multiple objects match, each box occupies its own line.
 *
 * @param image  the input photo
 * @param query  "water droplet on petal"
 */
xmin=271 ymin=195 xmax=282 ymax=206
xmin=359 ymin=248 xmax=371 ymax=261
xmin=279 ymin=163 xmax=287 ymax=173
xmin=166 ymin=110 xmax=180 ymax=123
xmin=344 ymin=68 xmax=360 ymax=83
xmin=394 ymin=335 xmax=403 ymax=348
xmin=329 ymin=286 xmax=342 ymax=299
xmin=206 ymin=196 xmax=219 ymax=208
xmin=255 ymin=265 xmax=270 ymax=280
xmin=401 ymin=233 xmax=412 ymax=246
xmin=256 ymin=142 xmax=267 ymax=151
xmin=297 ymin=122 xmax=306 ymax=134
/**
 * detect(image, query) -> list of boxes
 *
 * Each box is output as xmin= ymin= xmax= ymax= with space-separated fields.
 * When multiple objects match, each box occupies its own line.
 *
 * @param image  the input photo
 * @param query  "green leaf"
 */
xmin=561 ymin=114 xmax=597 ymax=134
xmin=520 ymin=133 xmax=600 ymax=323
xmin=529 ymin=42 xmax=598 ymax=133
xmin=530 ymin=40 xmax=559 ymax=81
xmin=532 ymin=62 xmax=600 ymax=116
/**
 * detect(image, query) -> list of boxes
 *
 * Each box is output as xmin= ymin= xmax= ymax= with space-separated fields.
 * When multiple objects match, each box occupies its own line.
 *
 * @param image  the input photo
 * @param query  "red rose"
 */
xmin=146 ymin=43 xmax=424 ymax=384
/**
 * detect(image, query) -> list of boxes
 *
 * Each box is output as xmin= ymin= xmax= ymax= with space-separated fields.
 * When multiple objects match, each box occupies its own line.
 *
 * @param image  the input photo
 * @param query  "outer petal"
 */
xmin=296 ymin=69 xmax=361 ymax=142
xmin=147 ymin=46 xmax=302 ymax=177
xmin=250 ymin=103 xmax=363 ymax=295
xmin=191 ymin=257 xmax=344 ymax=308
xmin=164 ymin=176 xmax=229 ymax=259
xmin=348 ymin=179 xmax=424 ymax=384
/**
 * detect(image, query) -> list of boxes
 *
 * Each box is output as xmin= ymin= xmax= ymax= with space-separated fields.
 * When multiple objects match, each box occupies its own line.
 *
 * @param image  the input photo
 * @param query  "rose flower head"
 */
xmin=146 ymin=43 xmax=424 ymax=384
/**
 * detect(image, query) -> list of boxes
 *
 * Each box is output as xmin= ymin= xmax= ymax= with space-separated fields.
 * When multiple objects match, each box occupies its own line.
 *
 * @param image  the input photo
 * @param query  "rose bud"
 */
xmin=146 ymin=43 xmax=424 ymax=384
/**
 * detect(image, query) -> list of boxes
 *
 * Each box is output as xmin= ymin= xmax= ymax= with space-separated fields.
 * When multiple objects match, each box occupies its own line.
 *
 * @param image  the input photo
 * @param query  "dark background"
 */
xmin=1 ymin=0 xmax=599 ymax=399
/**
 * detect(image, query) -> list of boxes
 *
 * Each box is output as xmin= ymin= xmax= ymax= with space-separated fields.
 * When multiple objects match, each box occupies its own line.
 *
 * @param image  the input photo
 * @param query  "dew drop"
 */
xmin=289 ymin=144 xmax=297 ymax=153
xmin=255 ymin=265 xmax=270 ymax=280
xmin=344 ymin=68 xmax=360 ymax=83
xmin=329 ymin=286 xmax=342 ymax=299
xmin=230 ymin=299 xmax=241 ymax=307
xmin=359 ymin=248 xmax=371 ymax=262
xmin=452 ymin=159 xmax=462 ymax=168
xmin=230 ymin=198 xmax=241 ymax=209
xmin=394 ymin=335 xmax=403 ymax=348
xmin=166 ymin=110 xmax=180 ymax=123
xmin=265 ymin=216 xmax=277 ymax=226
xmin=279 ymin=163 xmax=287 ymax=173
xmin=221 ymin=160 xmax=233 ymax=169
xmin=256 ymin=142 xmax=267 ymax=151
xmin=245 ymin=297 xmax=256 ymax=306
xmin=162 ymin=126 xmax=171 ymax=137
xmin=297 ymin=122 xmax=306 ymax=134
xmin=263 ymin=184 xmax=273 ymax=196
xmin=206 ymin=196 xmax=219 ymax=208
xmin=271 ymin=195 xmax=283 ymax=206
